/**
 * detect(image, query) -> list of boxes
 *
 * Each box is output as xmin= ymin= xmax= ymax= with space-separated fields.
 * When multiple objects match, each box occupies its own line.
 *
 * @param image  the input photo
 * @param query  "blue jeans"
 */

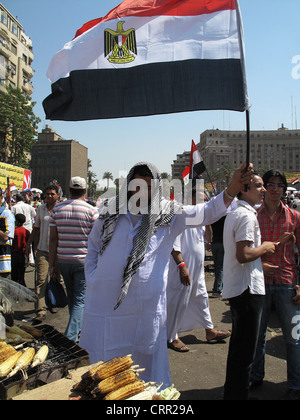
xmin=58 ymin=262 xmax=86 ymax=343
xmin=211 ymin=242 xmax=224 ymax=294
xmin=250 ymin=284 xmax=300 ymax=390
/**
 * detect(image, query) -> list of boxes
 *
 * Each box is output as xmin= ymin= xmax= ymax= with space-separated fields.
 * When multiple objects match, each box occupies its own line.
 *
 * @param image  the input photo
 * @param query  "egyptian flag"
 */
xmin=182 ymin=166 xmax=190 ymax=184
xmin=43 ymin=0 xmax=249 ymax=121
xmin=190 ymin=140 xmax=206 ymax=178
xmin=291 ymin=178 xmax=299 ymax=186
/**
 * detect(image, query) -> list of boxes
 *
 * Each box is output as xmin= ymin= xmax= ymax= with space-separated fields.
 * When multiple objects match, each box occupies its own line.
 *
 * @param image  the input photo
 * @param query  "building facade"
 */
xmin=30 ymin=126 xmax=88 ymax=196
xmin=172 ymin=126 xmax=300 ymax=185
xmin=0 ymin=3 xmax=33 ymax=95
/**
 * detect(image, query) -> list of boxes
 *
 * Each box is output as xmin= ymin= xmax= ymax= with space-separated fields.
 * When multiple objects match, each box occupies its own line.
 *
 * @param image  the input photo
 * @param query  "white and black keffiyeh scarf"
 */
xmin=99 ymin=162 xmax=181 ymax=310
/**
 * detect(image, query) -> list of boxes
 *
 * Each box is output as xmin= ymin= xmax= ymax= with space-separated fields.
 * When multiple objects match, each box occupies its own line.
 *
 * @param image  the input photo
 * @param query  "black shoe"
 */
xmin=32 ymin=313 xmax=46 ymax=325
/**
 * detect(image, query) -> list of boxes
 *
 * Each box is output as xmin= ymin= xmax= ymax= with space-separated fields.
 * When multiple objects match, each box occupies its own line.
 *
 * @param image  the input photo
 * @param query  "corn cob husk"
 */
xmin=18 ymin=324 xmax=43 ymax=338
xmin=7 ymin=325 xmax=34 ymax=340
xmin=104 ymin=380 xmax=145 ymax=400
xmin=92 ymin=368 xmax=138 ymax=397
xmin=158 ymin=385 xmax=181 ymax=400
xmin=0 ymin=351 xmax=23 ymax=377
xmin=31 ymin=345 xmax=49 ymax=368
xmin=4 ymin=332 xmax=33 ymax=344
xmin=92 ymin=354 xmax=133 ymax=381
xmin=7 ymin=347 xmax=35 ymax=378
xmin=126 ymin=383 xmax=162 ymax=400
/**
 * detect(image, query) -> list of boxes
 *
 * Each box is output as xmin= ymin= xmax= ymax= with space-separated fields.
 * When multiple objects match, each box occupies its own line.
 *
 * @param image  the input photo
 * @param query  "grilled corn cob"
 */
xmin=31 ymin=345 xmax=49 ymax=367
xmin=81 ymin=361 xmax=104 ymax=380
xmin=7 ymin=347 xmax=35 ymax=378
xmin=5 ymin=332 xmax=33 ymax=344
xmin=72 ymin=362 xmax=105 ymax=393
xmin=104 ymin=380 xmax=145 ymax=400
xmin=19 ymin=324 xmax=43 ymax=338
xmin=92 ymin=354 xmax=133 ymax=381
xmin=92 ymin=368 xmax=138 ymax=397
xmin=7 ymin=325 xmax=34 ymax=340
xmin=0 ymin=344 xmax=17 ymax=364
xmin=0 ymin=351 xmax=22 ymax=377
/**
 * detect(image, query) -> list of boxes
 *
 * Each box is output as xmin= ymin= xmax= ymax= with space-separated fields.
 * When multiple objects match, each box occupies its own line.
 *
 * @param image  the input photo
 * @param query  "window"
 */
xmin=11 ymin=44 xmax=17 ymax=55
xmin=22 ymin=54 xmax=27 ymax=65
xmin=0 ymin=10 xmax=8 ymax=26
xmin=0 ymin=54 xmax=7 ymax=81
xmin=11 ymin=22 xmax=18 ymax=36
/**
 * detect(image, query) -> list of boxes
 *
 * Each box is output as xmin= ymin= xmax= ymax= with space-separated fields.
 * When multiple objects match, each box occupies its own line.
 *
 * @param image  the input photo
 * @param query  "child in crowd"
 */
xmin=11 ymin=213 xmax=30 ymax=286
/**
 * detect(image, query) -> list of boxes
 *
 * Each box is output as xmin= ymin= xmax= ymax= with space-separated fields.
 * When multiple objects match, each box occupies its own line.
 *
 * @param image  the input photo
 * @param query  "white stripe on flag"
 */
xmin=47 ymin=11 xmax=240 ymax=83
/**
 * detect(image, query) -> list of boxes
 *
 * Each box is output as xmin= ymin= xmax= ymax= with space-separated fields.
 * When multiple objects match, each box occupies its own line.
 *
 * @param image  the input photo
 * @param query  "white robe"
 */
xmin=79 ymin=192 xmax=232 ymax=386
xmin=167 ymin=227 xmax=213 ymax=344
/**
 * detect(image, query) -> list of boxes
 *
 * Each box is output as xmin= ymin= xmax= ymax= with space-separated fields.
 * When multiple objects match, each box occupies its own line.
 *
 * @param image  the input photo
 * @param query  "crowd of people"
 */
xmin=0 ymin=163 xmax=299 ymax=400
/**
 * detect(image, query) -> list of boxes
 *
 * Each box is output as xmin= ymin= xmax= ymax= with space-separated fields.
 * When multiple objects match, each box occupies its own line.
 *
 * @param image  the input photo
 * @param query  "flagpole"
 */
xmin=245 ymin=109 xmax=250 ymax=192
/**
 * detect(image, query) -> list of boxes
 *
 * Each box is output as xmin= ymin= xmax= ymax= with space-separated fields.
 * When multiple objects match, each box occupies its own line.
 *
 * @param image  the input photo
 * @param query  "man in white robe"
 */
xmin=167 ymin=225 xmax=230 ymax=352
xmin=79 ymin=162 xmax=253 ymax=387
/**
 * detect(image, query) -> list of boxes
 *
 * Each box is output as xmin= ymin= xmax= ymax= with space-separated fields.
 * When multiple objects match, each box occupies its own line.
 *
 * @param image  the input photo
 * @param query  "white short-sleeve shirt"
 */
xmin=222 ymin=200 xmax=265 ymax=299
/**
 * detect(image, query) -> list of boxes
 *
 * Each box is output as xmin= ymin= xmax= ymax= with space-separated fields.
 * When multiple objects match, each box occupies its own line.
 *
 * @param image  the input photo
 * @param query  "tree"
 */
xmin=160 ymin=172 xmax=171 ymax=180
xmin=87 ymin=159 xmax=98 ymax=198
xmin=103 ymin=171 xmax=113 ymax=190
xmin=0 ymin=86 xmax=41 ymax=168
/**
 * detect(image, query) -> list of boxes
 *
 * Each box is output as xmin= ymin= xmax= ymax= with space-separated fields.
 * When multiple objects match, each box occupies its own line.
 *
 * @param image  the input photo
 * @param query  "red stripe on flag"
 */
xmin=189 ymin=140 xmax=199 ymax=169
xmin=182 ymin=165 xmax=190 ymax=179
xmin=75 ymin=0 xmax=236 ymax=38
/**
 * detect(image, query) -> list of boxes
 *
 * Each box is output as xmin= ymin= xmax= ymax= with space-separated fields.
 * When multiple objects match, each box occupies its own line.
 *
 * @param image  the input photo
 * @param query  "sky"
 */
xmin=1 ymin=0 xmax=300 ymax=188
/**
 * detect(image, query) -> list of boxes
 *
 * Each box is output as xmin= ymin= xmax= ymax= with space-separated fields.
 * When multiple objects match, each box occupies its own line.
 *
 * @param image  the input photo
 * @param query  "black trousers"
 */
xmin=11 ymin=251 xmax=26 ymax=287
xmin=224 ymin=288 xmax=265 ymax=400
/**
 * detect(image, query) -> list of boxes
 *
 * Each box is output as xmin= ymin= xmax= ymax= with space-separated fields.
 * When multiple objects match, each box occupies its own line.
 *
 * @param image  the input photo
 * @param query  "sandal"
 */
xmin=206 ymin=330 xmax=231 ymax=343
xmin=167 ymin=338 xmax=189 ymax=352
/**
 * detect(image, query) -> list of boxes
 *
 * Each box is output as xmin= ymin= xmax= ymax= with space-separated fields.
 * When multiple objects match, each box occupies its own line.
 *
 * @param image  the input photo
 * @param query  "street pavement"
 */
xmin=13 ymin=263 xmax=288 ymax=401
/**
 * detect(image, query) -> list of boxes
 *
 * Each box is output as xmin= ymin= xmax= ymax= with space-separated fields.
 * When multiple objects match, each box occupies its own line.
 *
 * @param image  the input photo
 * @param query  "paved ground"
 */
xmin=12 ymin=263 xmax=288 ymax=401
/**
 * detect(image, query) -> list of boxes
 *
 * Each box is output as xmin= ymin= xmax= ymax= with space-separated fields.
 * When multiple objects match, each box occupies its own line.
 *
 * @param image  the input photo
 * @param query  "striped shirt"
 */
xmin=49 ymin=199 xmax=98 ymax=263
xmin=257 ymin=202 xmax=300 ymax=285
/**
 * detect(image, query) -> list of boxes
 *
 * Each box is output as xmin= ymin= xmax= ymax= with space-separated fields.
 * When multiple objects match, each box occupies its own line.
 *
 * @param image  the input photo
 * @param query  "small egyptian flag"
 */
xmin=291 ymin=178 xmax=299 ymax=186
xmin=190 ymin=140 xmax=206 ymax=179
xmin=182 ymin=166 xmax=190 ymax=185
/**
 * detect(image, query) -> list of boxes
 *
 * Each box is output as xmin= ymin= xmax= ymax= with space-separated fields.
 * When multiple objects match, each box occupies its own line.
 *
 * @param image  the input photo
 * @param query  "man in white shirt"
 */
xmin=26 ymin=185 xmax=60 ymax=324
xmin=223 ymin=173 xmax=279 ymax=400
xmin=11 ymin=194 xmax=36 ymax=233
xmin=79 ymin=161 xmax=253 ymax=387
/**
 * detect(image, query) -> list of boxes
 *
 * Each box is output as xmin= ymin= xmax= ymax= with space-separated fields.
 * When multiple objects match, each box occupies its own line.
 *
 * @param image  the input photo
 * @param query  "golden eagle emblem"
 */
xmin=104 ymin=21 xmax=137 ymax=64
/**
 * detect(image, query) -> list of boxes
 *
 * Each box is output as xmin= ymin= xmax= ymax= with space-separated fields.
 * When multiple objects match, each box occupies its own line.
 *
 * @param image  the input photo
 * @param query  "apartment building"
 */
xmin=0 ymin=3 xmax=33 ymax=95
xmin=172 ymin=126 xmax=300 ymax=184
xmin=30 ymin=125 xmax=88 ymax=196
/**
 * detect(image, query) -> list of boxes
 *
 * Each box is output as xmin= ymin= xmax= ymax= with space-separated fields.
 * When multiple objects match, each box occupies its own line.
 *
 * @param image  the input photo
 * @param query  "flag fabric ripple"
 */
xmin=43 ymin=0 xmax=249 ymax=121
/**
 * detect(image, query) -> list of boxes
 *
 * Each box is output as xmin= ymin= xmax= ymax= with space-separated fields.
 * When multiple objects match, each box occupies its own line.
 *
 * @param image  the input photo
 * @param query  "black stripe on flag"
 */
xmin=193 ymin=161 xmax=206 ymax=177
xmin=43 ymin=59 xmax=247 ymax=121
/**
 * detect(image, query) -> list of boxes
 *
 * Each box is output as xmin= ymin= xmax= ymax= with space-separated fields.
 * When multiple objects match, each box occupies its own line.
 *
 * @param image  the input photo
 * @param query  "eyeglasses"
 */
xmin=266 ymin=183 xmax=285 ymax=189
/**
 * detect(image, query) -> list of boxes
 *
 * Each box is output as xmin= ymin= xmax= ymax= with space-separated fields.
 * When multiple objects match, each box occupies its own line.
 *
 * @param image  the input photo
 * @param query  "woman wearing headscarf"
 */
xmin=79 ymin=161 xmax=252 ymax=386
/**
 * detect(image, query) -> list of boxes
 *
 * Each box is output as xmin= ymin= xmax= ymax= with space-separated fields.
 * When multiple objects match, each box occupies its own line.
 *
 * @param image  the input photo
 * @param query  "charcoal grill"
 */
xmin=0 ymin=324 xmax=89 ymax=400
